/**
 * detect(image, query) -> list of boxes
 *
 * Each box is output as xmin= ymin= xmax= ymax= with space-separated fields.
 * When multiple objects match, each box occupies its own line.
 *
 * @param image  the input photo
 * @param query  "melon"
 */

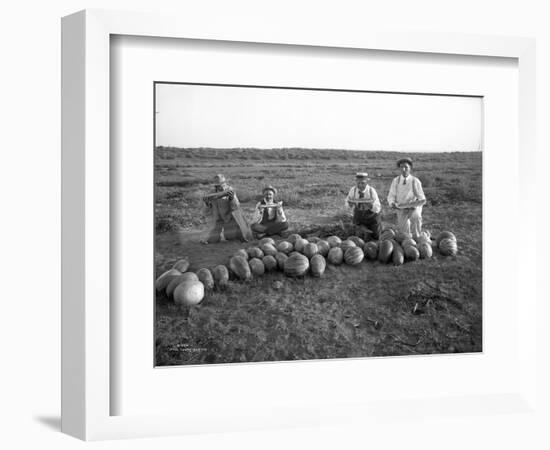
xmin=380 ymin=229 xmax=396 ymax=241
xmin=287 ymin=233 xmax=302 ymax=245
xmin=274 ymin=252 xmax=288 ymax=270
xmin=340 ymin=240 xmax=357 ymax=252
xmin=229 ymin=256 xmax=252 ymax=280
xmin=155 ymin=268 xmax=182 ymax=291
xmin=310 ymin=254 xmax=327 ymax=277
xmin=364 ymin=241 xmax=379 ymax=260
xmin=276 ymin=241 xmax=293 ymax=254
xmin=401 ymin=238 xmax=417 ymax=249
xmin=166 ymin=272 xmax=199 ymax=297
xmin=378 ymin=240 xmax=394 ymax=263
xmin=284 ymin=253 xmax=310 ymax=277
xmin=247 ymin=247 xmax=264 ymax=259
xmin=294 ymin=238 xmax=309 ymax=253
xmin=316 ymin=240 xmax=330 ymax=257
xmin=344 ymin=246 xmax=364 ymax=265
xmin=260 ymin=243 xmax=278 ymax=256
xmin=262 ymin=255 xmax=278 ymax=271
xmin=404 ymin=245 xmax=420 ymax=261
xmin=326 ymin=236 xmax=342 ymax=248
xmin=259 ymin=237 xmax=276 ymax=247
xmin=307 ymin=236 xmax=321 ymax=243
xmin=416 ymin=234 xmax=430 ymax=245
xmin=173 ymin=280 xmax=205 ymax=306
xmin=249 ymin=258 xmax=265 ymax=276
xmin=418 ymin=243 xmax=433 ymax=259
xmin=172 ymin=259 xmax=190 ymax=273
xmin=303 ymin=243 xmax=319 ymax=259
xmin=435 ymin=231 xmax=457 ymax=247
xmin=196 ymin=268 xmax=214 ymax=290
xmin=233 ymin=249 xmax=249 ymax=260
xmin=212 ymin=265 xmax=229 ymax=289
xmin=348 ymin=236 xmax=365 ymax=248
xmin=395 ymin=232 xmax=412 ymax=244
xmin=327 ymin=247 xmax=344 ymax=265
xmin=392 ymin=243 xmax=405 ymax=266
xmin=439 ymin=237 xmax=458 ymax=256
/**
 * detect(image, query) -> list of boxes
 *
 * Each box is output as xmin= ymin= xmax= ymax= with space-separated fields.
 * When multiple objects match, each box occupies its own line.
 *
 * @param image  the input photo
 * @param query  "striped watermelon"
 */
xmin=392 ymin=242 xmax=405 ymax=266
xmin=284 ymin=253 xmax=310 ymax=277
xmin=364 ymin=241 xmax=379 ymax=260
xmin=155 ymin=268 xmax=182 ymax=291
xmin=246 ymin=247 xmax=264 ymax=259
xmin=344 ymin=247 xmax=364 ymax=265
xmin=260 ymin=243 xmax=278 ymax=256
xmin=316 ymin=240 xmax=330 ymax=257
xmin=287 ymin=233 xmax=302 ymax=245
xmin=327 ymin=247 xmax=344 ymax=265
xmin=340 ymin=240 xmax=357 ymax=252
xmin=326 ymin=236 xmax=342 ymax=248
xmin=401 ymin=238 xmax=417 ymax=249
xmin=274 ymin=252 xmax=288 ymax=270
xmin=294 ymin=238 xmax=309 ymax=253
xmin=348 ymin=236 xmax=365 ymax=247
xmin=196 ymin=268 xmax=214 ymax=290
xmin=259 ymin=237 xmax=276 ymax=247
xmin=172 ymin=259 xmax=190 ymax=273
xmin=276 ymin=241 xmax=293 ymax=254
xmin=262 ymin=255 xmax=278 ymax=271
xmin=303 ymin=243 xmax=319 ymax=259
xmin=310 ymin=254 xmax=326 ymax=277
xmin=229 ymin=256 xmax=252 ymax=280
xmin=307 ymin=236 xmax=321 ymax=243
xmin=404 ymin=245 xmax=420 ymax=261
xmin=439 ymin=238 xmax=458 ymax=256
xmin=249 ymin=258 xmax=265 ymax=276
xmin=233 ymin=249 xmax=249 ymax=260
xmin=378 ymin=240 xmax=394 ymax=263
xmin=380 ymin=229 xmax=396 ymax=241
xmin=435 ymin=231 xmax=457 ymax=247
xmin=418 ymin=243 xmax=433 ymax=259
xmin=212 ymin=265 xmax=229 ymax=289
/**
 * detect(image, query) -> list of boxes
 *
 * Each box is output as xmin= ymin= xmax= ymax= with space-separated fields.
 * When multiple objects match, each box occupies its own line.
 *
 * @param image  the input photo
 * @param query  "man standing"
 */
xmin=200 ymin=174 xmax=244 ymax=244
xmin=251 ymin=186 xmax=289 ymax=238
xmin=345 ymin=172 xmax=382 ymax=240
xmin=387 ymin=157 xmax=426 ymax=238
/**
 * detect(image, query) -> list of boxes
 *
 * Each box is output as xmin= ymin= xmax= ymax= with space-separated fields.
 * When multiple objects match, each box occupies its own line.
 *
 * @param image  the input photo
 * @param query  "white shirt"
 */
xmin=387 ymin=175 xmax=426 ymax=206
xmin=344 ymin=185 xmax=381 ymax=214
xmin=252 ymin=201 xmax=287 ymax=224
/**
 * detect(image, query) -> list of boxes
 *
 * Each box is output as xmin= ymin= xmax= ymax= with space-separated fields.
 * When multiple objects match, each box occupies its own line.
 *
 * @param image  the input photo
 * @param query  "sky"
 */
xmin=155 ymin=83 xmax=483 ymax=152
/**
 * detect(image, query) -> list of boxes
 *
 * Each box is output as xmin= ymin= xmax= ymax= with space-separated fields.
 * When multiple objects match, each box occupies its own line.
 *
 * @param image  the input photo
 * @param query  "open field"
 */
xmin=155 ymin=147 xmax=482 ymax=366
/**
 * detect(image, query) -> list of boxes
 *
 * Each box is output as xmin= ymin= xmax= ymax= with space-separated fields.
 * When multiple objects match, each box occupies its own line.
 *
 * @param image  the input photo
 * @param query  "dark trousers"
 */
xmin=251 ymin=220 xmax=289 ymax=236
xmin=353 ymin=209 xmax=381 ymax=240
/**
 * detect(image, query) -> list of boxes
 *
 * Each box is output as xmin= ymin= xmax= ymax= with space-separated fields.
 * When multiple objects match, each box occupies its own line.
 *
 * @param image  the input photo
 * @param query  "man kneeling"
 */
xmin=251 ymin=186 xmax=289 ymax=238
xmin=345 ymin=172 xmax=382 ymax=240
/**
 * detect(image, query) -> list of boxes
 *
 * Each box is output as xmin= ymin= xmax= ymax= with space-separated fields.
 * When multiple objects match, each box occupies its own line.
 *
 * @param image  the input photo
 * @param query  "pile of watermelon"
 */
xmin=156 ymin=230 xmax=458 ymax=306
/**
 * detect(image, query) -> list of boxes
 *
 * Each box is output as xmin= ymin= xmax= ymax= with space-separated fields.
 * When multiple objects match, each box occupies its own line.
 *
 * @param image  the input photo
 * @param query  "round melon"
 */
xmin=276 ymin=241 xmax=293 ymax=254
xmin=344 ymin=246 xmax=364 ymax=265
xmin=262 ymin=255 xmax=278 ymax=271
xmin=247 ymin=247 xmax=264 ymax=259
xmin=274 ymin=252 xmax=288 ymax=270
xmin=416 ymin=234 xmax=430 ymax=245
xmin=173 ymin=280 xmax=205 ymax=306
xmin=395 ymin=232 xmax=412 ymax=244
xmin=439 ymin=237 xmax=458 ymax=256
xmin=402 ymin=238 xmax=417 ymax=249
xmin=316 ymin=240 xmax=330 ymax=257
xmin=229 ymin=256 xmax=252 ymax=280
xmin=327 ymin=247 xmax=344 ymax=265
xmin=155 ymin=268 xmax=182 ymax=291
xmin=287 ymin=233 xmax=302 ymax=245
xmin=259 ymin=237 xmax=276 ymax=247
xmin=392 ymin=243 xmax=405 ymax=266
xmin=212 ymin=265 xmax=229 ymax=289
xmin=233 ymin=249 xmax=249 ymax=260
xmin=364 ymin=241 xmax=379 ymax=260
xmin=165 ymin=272 xmax=199 ymax=297
xmin=284 ymin=253 xmax=310 ymax=277
xmin=340 ymin=240 xmax=357 ymax=252
xmin=380 ymin=229 xmax=396 ymax=241
xmin=260 ymin=243 xmax=278 ymax=256
xmin=404 ymin=245 xmax=420 ymax=261
xmin=326 ymin=236 xmax=342 ymax=248
xmin=418 ymin=243 xmax=433 ymax=259
xmin=303 ymin=243 xmax=319 ymax=259
xmin=288 ymin=251 xmax=301 ymax=258
xmin=249 ymin=258 xmax=265 ymax=276
xmin=378 ymin=240 xmax=394 ymax=263
xmin=307 ymin=236 xmax=321 ymax=243
xmin=348 ymin=236 xmax=365 ymax=248
xmin=294 ymin=238 xmax=309 ymax=253
xmin=310 ymin=254 xmax=326 ymax=277
xmin=435 ymin=231 xmax=457 ymax=247
xmin=196 ymin=268 xmax=214 ymax=290
xmin=172 ymin=259 xmax=190 ymax=273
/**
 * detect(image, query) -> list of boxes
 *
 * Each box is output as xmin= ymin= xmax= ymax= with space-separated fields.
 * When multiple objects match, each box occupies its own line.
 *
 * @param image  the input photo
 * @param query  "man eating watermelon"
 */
xmin=251 ymin=186 xmax=289 ymax=238
xmin=344 ymin=172 xmax=382 ymax=240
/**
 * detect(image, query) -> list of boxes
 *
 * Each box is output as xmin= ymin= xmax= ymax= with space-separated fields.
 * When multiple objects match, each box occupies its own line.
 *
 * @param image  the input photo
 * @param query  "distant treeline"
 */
xmin=156 ymin=146 xmax=481 ymax=162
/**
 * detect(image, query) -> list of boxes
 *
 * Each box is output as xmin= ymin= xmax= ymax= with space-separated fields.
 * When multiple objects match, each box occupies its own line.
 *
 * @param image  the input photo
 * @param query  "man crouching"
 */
xmin=251 ymin=186 xmax=289 ymax=238
xmin=345 ymin=172 xmax=382 ymax=240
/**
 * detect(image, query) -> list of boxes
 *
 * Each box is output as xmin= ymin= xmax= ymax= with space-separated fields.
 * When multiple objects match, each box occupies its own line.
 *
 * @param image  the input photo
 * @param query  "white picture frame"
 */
xmin=61 ymin=9 xmax=537 ymax=441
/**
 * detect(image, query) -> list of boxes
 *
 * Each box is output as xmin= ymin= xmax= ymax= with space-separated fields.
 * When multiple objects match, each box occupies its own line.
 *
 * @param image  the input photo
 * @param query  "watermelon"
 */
xmin=260 ymin=243 xmax=278 ymax=256
xmin=392 ymin=242 xmax=405 ymax=266
xmin=196 ymin=268 xmax=214 ymax=290
xmin=262 ymin=255 xmax=278 ymax=271
xmin=340 ymin=240 xmax=357 ymax=252
xmin=294 ymin=238 xmax=309 ymax=253
xmin=327 ymin=247 xmax=344 ymax=265
xmin=276 ymin=241 xmax=293 ymax=254
xmin=404 ymin=245 xmax=420 ymax=261
xmin=307 ymin=236 xmax=321 ymax=243
xmin=364 ymin=241 xmax=379 ymax=260
xmin=401 ymin=238 xmax=417 ymax=249
xmin=287 ymin=233 xmax=302 ymax=245
xmin=439 ymin=238 xmax=458 ymax=256
xmin=348 ymin=236 xmax=365 ymax=248
xmin=310 ymin=254 xmax=326 ymax=277
xmin=284 ymin=253 xmax=310 ymax=277
xmin=249 ymin=258 xmax=265 ymax=276
xmin=247 ymin=247 xmax=264 ymax=259
xmin=395 ymin=232 xmax=412 ymax=244
xmin=326 ymin=236 xmax=342 ymax=248
xmin=212 ymin=265 xmax=229 ymax=289
xmin=172 ymin=259 xmax=190 ymax=273
xmin=173 ymin=280 xmax=204 ymax=306
xmin=229 ymin=256 xmax=252 ymax=280
xmin=274 ymin=252 xmax=288 ymax=270
xmin=316 ymin=240 xmax=330 ymax=257
xmin=233 ymin=249 xmax=249 ymax=260
xmin=155 ymin=268 xmax=182 ymax=291
xmin=435 ymin=231 xmax=457 ymax=247
xmin=344 ymin=246 xmax=364 ymax=265
xmin=378 ymin=240 xmax=394 ymax=263
xmin=418 ymin=242 xmax=433 ymax=259
xmin=380 ymin=229 xmax=396 ymax=241
xmin=259 ymin=237 xmax=276 ymax=247
xmin=303 ymin=243 xmax=319 ymax=259
xmin=165 ymin=272 xmax=199 ymax=297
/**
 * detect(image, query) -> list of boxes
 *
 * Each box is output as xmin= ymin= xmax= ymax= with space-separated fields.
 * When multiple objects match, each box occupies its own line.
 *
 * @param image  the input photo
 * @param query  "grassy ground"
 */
xmin=154 ymin=147 xmax=482 ymax=366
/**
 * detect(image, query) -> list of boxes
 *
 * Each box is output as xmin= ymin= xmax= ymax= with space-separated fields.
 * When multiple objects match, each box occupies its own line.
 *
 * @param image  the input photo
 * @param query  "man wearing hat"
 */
xmin=200 ymin=174 xmax=245 ymax=243
xmin=387 ymin=157 xmax=426 ymax=238
xmin=345 ymin=172 xmax=382 ymax=240
xmin=251 ymin=186 xmax=289 ymax=238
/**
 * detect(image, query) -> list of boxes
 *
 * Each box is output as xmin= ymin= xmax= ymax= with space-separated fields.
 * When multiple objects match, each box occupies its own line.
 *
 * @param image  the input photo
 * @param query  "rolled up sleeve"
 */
xmin=370 ymin=187 xmax=381 ymax=214
xmin=413 ymin=178 xmax=426 ymax=201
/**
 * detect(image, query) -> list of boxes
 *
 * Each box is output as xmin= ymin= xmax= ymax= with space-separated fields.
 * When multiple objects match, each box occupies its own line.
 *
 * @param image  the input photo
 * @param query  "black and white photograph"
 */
xmin=154 ymin=82 xmax=483 ymax=366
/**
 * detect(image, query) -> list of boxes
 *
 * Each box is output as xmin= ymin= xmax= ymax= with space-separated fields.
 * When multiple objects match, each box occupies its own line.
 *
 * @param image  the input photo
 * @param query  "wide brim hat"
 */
xmin=396 ymin=157 xmax=413 ymax=168
xmin=355 ymin=172 xmax=369 ymax=179
xmin=262 ymin=185 xmax=277 ymax=195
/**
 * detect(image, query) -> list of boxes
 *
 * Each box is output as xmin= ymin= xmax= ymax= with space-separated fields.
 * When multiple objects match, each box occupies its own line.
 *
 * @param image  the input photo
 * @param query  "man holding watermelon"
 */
xmin=251 ymin=186 xmax=289 ymax=238
xmin=387 ymin=157 xmax=427 ymax=238
xmin=345 ymin=172 xmax=382 ymax=240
